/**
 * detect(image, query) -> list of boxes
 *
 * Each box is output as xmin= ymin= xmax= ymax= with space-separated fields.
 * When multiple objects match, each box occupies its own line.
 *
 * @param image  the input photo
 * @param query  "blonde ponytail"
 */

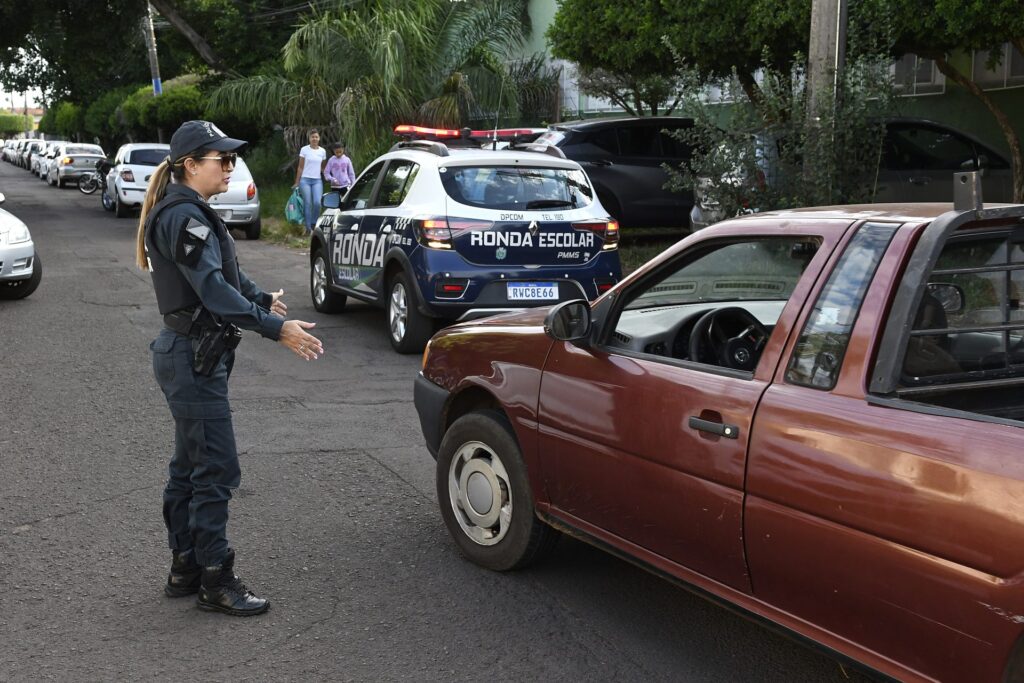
xmin=135 ymin=159 xmax=174 ymax=270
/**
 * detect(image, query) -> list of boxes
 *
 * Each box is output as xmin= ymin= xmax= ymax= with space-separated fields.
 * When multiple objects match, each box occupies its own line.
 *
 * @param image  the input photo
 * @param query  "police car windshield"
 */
xmin=440 ymin=166 xmax=594 ymax=211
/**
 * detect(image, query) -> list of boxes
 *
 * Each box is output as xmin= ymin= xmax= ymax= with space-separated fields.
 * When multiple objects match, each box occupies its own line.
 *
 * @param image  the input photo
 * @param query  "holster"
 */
xmin=164 ymin=307 xmax=242 ymax=376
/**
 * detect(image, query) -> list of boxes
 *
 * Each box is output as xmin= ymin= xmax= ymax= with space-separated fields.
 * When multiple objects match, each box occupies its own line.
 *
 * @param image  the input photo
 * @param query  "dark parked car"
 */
xmin=535 ymin=117 xmax=694 ymax=229
xmin=415 ymin=185 xmax=1024 ymax=682
xmin=691 ymin=118 xmax=1014 ymax=229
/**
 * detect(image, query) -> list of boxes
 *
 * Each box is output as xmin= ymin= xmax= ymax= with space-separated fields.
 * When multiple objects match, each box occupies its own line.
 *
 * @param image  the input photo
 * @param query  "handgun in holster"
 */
xmin=189 ymin=308 xmax=243 ymax=376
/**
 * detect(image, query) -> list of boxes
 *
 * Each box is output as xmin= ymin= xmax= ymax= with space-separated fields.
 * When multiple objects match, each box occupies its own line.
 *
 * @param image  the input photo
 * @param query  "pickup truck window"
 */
xmin=903 ymin=230 xmax=1024 ymax=388
xmin=787 ymin=223 xmax=898 ymax=389
xmin=608 ymin=236 xmax=820 ymax=371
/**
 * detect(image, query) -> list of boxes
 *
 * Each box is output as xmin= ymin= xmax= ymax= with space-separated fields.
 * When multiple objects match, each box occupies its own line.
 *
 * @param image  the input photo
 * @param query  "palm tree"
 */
xmin=208 ymin=0 xmax=554 ymax=167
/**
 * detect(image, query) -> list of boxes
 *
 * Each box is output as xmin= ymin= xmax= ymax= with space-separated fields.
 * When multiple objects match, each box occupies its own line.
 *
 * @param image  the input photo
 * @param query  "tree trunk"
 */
xmin=935 ymin=55 xmax=1024 ymax=203
xmin=147 ymin=0 xmax=231 ymax=74
xmin=737 ymin=70 xmax=779 ymax=126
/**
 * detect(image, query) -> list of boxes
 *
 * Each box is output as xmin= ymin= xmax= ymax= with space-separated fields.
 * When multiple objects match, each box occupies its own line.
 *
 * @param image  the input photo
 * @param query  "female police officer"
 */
xmin=135 ymin=120 xmax=324 ymax=617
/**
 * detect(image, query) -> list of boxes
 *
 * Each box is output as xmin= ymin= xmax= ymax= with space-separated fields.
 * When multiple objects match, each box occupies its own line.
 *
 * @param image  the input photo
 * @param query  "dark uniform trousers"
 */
xmin=151 ymin=327 xmax=239 ymax=567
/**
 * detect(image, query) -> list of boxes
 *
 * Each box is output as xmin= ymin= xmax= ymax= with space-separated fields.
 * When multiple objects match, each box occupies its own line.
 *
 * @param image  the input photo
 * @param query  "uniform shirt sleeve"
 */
xmin=237 ymin=267 xmax=273 ymax=307
xmin=155 ymin=209 xmax=284 ymax=340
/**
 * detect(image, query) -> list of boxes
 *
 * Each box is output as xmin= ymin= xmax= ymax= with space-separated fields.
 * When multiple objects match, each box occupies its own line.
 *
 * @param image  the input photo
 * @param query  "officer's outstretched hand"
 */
xmin=280 ymin=320 xmax=323 ymax=360
xmin=270 ymin=289 xmax=287 ymax=317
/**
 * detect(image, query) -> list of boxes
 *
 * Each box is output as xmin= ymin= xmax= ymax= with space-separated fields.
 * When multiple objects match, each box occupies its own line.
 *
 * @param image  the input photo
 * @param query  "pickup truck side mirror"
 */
xmin=0 ymin=192 xmax=5 ymax=204
xmin=545 ymin=299 xmax=591 ymax=342
xmin=926 ymin=282 xmax=965 ymax=314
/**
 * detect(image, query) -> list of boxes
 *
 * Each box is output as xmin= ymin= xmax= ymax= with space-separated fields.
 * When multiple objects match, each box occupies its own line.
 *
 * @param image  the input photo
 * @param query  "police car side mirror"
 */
xmin=321 ymin=191 xmax=342 ymax=209
xmin=544 ymin=299 xmax=591 ymax=342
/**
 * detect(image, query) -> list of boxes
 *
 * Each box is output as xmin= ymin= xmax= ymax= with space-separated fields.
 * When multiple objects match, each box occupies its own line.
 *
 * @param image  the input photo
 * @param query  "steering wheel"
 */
xmin=688 ymin=307 xmax=769 ymax=371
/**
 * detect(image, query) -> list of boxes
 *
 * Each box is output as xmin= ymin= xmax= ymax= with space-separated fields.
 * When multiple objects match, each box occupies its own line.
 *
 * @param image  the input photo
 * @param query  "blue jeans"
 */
xmin=298 ymin=177 xmax=322 ymax=233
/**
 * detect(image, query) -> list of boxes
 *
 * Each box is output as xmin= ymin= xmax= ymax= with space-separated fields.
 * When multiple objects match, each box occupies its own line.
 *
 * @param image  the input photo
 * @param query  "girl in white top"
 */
xmin=293 ymin=129 xmax=327 ymax=233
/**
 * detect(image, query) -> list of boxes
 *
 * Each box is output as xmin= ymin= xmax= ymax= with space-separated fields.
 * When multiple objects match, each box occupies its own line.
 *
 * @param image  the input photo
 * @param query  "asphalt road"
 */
xmin=0 ymin=161 xmax=871 ymax=682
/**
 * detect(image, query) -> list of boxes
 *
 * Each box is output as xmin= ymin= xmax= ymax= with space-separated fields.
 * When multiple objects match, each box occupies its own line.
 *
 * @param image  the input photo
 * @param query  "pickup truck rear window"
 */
xmin=903 ymin=230 xmax=1024 ymax=385
xmin=787 ymin=223 xmax=898 ymax=389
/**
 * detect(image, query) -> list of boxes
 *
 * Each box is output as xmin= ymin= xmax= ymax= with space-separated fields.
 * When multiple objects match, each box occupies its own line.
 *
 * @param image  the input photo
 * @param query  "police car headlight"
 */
xmin=8 ymin=223 xmax=30 ymax=244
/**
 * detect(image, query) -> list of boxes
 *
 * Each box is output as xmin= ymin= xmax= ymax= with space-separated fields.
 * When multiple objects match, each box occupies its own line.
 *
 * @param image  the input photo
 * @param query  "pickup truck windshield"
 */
xmin=625 ymin=238 xmax=820 ymax=309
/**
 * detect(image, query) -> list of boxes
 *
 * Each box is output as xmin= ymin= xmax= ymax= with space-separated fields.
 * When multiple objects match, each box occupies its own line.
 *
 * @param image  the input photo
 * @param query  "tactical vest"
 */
xmin=144 ymin=192 xmax=242 ymax=316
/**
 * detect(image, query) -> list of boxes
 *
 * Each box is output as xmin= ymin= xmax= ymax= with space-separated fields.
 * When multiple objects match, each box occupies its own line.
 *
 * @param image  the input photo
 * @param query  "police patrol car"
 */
xmin=309 ymin=125 xmax=623 ymax=353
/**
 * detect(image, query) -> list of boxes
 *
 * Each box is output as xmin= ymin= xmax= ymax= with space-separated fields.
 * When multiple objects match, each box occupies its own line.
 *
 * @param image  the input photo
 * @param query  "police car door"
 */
xmin=330 ymin=161 xmax=385 ymax=293
xmin=359 ymin=158 xmax=420 ymax=300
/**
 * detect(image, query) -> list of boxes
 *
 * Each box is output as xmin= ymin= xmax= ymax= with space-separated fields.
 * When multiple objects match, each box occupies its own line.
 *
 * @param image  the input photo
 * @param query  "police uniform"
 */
xmin=147 ymin=121 xmax=281 ymax=616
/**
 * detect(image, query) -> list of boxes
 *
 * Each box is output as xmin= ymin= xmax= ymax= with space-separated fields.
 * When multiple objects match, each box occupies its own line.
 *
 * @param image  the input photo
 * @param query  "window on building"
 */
xmin=893 ymin=54 xmax=944 ymax=96
xmin=972 ymin=43 xmax=1024 ymax=90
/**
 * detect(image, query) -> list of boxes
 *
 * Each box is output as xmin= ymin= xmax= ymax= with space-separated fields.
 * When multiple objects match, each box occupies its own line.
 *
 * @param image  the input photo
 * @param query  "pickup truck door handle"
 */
xmin=909 ymin=176 xmax=931 ymax=186
xmin=688 ymin=416 xmax=740 ymax=439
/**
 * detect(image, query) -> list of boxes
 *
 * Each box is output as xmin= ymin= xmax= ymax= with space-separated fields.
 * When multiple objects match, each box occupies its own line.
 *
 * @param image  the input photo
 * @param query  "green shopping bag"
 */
xmin=285 ymin=187 xmax=304 ymax=224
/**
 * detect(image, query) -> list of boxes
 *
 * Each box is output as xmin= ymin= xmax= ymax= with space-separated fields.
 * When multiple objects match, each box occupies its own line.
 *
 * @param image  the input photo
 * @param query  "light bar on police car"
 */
xmin=393 ymin=125 xmax=542 ymax=142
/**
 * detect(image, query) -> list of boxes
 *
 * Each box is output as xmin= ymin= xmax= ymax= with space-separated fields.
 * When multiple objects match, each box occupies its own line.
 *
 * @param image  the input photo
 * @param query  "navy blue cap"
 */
xmin=169 ymin=120 xmax=246 ymax=163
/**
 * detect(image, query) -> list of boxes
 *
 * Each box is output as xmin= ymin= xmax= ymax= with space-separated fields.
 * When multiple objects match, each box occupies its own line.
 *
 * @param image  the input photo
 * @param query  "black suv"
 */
xmin=535 ymin=117 xmax=694 ymax=229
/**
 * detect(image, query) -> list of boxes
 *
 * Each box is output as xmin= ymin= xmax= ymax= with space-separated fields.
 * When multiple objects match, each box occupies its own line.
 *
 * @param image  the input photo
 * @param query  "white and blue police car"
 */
xmin=309 ymin=125 xmax=623 ymax=353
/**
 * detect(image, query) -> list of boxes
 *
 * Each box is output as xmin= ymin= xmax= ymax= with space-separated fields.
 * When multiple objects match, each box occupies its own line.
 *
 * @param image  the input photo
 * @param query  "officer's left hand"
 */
xmin=270 ymin=289 xmax=287 ymax=317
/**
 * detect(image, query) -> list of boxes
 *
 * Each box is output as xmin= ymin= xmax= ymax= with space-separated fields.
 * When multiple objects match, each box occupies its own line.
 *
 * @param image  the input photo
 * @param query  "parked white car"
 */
xmin=45 ymin=143 xmax=106 ymax=188
xmin=208 ymin=156 xmax=261 ymax=239
xmin=103 ymin=143 xmax=169 ymax=218
xmin=0 ymin=192 xmax=42 ymax=300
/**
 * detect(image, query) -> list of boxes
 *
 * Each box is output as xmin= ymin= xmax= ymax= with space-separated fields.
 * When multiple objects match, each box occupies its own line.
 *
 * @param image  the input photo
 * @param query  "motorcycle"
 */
xmin=78 ymin=158 xmax=112 ymax=195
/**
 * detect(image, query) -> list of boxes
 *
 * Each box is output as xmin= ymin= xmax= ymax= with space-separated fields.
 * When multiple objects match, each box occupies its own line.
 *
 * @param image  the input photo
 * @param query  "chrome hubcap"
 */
xmin=312 ymin=257 xmax=327 ymax=305
xmin=389 ymin=282 xmax=408 ymax=342
xmin=448 ymin=440 xmax=512 ymax=546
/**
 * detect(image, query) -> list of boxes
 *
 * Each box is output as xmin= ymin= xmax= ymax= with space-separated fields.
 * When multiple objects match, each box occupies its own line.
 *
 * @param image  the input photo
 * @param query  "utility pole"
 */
xmin=23 ymin=91 xmax=30 ymax=138
xmin=804 ymin=0 xmax=847 ymax=200
xmin=141 ymin=2 xmax=165 ymax=141
xmin=807 ymin=0 xmax=847 ymax=119
xmin=142 ymin=2 xmax=163 ymax=97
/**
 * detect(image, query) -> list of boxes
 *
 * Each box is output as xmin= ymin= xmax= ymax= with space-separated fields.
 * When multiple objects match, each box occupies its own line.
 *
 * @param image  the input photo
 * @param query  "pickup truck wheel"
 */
xmin=0 ymin=252 xmax=42 ymax=300
xmin=101 ymin=189 xmax=114 ymax=212
xmin=310 ymin=252 xmax=346 ymax=313
xmin=387 ymin=271 xmax=432 ymax=354
xmin=437 ymin=410 xmax=557 ymax=571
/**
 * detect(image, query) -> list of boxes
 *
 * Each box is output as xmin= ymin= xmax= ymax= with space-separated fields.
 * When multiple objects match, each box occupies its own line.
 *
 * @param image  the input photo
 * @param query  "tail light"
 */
xmin=572 ymin=219 xmax=619 ymax=250
xmin=121 ymin=169 xmax=135 ymax=182
xmin=247 ymin=182 xmax=256 ymax=200
xmin=594 ymin=278 xmax=616 ymax=294
xmin=414 ymin=218 xmax=452 ymax=249
xmin=61 ymin=157 xmax=73 ymax=165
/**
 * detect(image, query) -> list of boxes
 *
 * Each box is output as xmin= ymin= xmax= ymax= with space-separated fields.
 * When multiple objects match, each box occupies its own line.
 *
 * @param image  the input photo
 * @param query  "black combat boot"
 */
xmin=197 ymin=550 xmax=270 ymax=616
xmin=165 ymin=549 xmax=202 ymax=597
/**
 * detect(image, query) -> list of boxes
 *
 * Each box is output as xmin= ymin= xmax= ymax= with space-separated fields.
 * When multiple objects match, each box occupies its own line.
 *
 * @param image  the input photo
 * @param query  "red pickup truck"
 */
xmin=414 ymin=194 xmax=1024 ymax=682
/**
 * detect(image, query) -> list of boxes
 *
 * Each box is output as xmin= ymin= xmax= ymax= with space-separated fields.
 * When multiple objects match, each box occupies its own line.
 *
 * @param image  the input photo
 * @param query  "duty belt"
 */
xmin=163 ymin=307 xmax=217 ymax=339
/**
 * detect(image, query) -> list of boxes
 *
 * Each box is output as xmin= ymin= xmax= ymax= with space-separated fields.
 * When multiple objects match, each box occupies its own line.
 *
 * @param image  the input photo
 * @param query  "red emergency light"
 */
xmin=393 ymin=124 xmax=543 ymax=143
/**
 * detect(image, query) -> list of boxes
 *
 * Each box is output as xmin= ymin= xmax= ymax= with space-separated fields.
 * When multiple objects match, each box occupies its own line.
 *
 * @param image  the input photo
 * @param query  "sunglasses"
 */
xmin=196 ymin=153 xmax=237 ymax=169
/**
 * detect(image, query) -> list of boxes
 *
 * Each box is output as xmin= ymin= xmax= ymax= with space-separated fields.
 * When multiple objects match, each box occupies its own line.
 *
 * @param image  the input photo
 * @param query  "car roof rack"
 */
xmin=389 ymin=140 xmax=450 ymax=157
xmin=506 ymin=142 xmax=566 ymax=159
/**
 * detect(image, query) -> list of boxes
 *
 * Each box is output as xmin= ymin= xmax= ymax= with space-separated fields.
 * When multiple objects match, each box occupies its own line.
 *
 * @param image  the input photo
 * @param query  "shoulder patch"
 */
xmin=175 ymin=216 xmax=214 ymax=267
xmin=185 ymin=217 xmax=212 ymax=241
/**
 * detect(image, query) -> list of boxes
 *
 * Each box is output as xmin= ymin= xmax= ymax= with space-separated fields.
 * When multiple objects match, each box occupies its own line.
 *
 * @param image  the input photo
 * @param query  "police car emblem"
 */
xmin=528 ymin=220 xmax=540 ymax=237
xmin=496 ymin=247 xmax=507 ymax=260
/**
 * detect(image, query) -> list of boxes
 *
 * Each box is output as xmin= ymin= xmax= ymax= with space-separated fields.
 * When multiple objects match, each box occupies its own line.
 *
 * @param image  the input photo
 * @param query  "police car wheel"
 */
xmin=0 ymin=252 xmax=42 ymax=300
xmin=436 ymin=410 xmax=557 ymax=571
xmin=310 ymin=252 xmax=346 ymax=313
xmin=388 ymin=272 xmax=432 ymax=354
xmin=101 ymin=190 xmax=114 ymax=211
